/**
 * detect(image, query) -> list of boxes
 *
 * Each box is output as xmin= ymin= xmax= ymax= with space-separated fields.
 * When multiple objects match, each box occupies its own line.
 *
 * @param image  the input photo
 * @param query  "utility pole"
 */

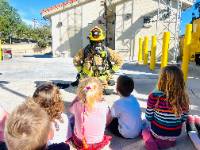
xmin=32 ymin=18 xmax=37 ymax=28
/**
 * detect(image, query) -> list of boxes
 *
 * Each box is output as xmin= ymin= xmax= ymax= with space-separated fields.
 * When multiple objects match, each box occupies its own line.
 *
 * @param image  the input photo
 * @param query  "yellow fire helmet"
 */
xmin=88 ymin=26 xmax=105 ymax=41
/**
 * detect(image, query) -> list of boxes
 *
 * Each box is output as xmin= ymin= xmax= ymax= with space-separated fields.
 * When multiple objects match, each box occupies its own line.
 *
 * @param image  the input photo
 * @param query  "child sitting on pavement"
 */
xmin=143 ymin=65 xmax=190 ymax=150
xmin=5 ymin=98 xmax=70 ymax=150
xmin=70 ymin=77 xmax=111 ymax=150
xmin=33 ymin=82 xmax=72 ymax=145
xmin=107 ymin=75 xmax=142 ymax=138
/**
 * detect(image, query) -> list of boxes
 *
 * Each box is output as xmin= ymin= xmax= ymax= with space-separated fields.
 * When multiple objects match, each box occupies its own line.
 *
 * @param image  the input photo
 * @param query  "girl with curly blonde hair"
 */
xmin=33 ymin=82 xmax=72 ymax=145
xmin=70 ymin=77 xmax=111 ymax=150
xmin=143 ymin=65 xmax=190 ymax=150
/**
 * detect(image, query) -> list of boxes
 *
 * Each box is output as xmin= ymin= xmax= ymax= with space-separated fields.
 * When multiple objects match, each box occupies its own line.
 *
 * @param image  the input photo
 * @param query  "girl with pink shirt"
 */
xmin=70 ymin=77 xmax=111 ymax=150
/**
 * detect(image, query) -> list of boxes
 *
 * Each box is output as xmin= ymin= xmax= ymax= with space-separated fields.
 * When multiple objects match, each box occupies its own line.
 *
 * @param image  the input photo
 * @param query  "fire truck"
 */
xmin=180 ymin=2 xmax=200 ymax=65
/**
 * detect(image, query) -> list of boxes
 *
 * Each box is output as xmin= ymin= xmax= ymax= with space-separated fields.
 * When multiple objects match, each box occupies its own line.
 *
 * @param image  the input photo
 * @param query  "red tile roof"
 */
xmin=41 ymin=0 xmax=77 ymax=17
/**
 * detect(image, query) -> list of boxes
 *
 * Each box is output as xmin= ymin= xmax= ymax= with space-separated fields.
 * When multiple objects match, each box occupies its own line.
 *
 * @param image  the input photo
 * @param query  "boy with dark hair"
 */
xmin=107 ymin=75 xmax=142 ymax=138
xmin=116 ymin=75 xmax=134 ymax=97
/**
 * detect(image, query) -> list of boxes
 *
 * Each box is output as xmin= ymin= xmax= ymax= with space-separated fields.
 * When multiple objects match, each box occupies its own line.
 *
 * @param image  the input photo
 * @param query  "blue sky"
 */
xmin=8 ymin=0 xmax=198 ymax=34
xmin=181 ymin=8 xmax=193 ymax=35
xmin=8 ymin=0 xmax=65 ymax=26
xmin=180 ymin=0 xmax=199 ymax=35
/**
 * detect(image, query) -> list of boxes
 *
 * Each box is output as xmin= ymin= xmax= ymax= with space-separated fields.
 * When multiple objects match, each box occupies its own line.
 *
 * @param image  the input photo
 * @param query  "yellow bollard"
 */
xmin=143 ymin=36 xmax=149 ymax=65
xmin=0 ymin=39 xmax=2 ymax=61
xmin=181 ymin=24 xmax=192 ymax=82
xmin=161 ymin=32 xmax=170 ymax=68
xmin=138 ymin=38 xmax=143 ymax=64
xmin=150 ymin=35 xmax=157 ymax=70
xmin=190 ymin=32 xmax=197 ymax=61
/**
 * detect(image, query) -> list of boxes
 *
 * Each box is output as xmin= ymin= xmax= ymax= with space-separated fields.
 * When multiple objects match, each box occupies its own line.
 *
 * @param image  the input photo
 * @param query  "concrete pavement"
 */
xmin=0 ymin=55 xmax=199 ymax=149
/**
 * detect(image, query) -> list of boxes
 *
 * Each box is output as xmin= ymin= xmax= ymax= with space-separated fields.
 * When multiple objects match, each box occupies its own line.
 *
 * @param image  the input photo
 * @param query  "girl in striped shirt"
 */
xmin=143 ymin=65 xmax=190 ymax=150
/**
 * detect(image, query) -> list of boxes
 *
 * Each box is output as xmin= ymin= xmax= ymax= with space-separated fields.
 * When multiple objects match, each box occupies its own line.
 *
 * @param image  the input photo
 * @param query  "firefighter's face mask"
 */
xmin=90 ymin=40 xmax=103 ymax=55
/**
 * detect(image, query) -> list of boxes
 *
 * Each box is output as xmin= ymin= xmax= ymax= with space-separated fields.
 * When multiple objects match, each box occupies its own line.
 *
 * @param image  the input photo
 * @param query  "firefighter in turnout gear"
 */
xmin=71 ymin=26 xmax=123 ymax=95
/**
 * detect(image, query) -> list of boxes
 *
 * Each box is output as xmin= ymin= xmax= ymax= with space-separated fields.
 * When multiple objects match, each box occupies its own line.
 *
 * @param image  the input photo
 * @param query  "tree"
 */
xmin=31 ymin=26 xmax=51 ymax=48
xmin=0 ymin=0 xmax=22 ymax=40
xmin=0 ymin=0 xmax=51 ymax=48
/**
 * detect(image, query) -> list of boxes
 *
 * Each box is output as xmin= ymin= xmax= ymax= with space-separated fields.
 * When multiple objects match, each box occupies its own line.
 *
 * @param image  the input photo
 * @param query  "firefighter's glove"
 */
xmin=76 ymin=66 xmax=82 ymax=72
xmin=109 ymin=69 xmax=115 ymax=74
xmin=100 ymin=51 xmax=107 ymax=58
xmin=112 ymin=65 xmax=120 ymax=72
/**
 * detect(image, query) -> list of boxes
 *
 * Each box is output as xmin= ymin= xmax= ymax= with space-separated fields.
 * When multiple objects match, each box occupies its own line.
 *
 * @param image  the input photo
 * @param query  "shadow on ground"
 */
xmin=119 ymin=63 xmax=159 ymax=79
xmin=34 ymin=80 xmax=77 ymax=95
xmin=35 ymin=80 xmax=70 ymax=87
xmin=0 ymin=81 xmax=27 ymax=98
xmin=121 ymin=63 xmax=160 ymax=72
xmin=0 ymin=81 xmax=9 ymax=84
xmin=64 ymin=101 xmax=72 ymax=112
xmin=108 ymin=132 xmax=145 ymax=150
xmin=23 ymin=52 xmax=53 ymax=58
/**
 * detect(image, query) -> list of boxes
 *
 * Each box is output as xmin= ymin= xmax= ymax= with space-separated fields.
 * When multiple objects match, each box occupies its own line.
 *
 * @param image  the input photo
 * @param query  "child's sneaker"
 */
xmin=187 ymin=115 xmax=200 ymax=150
xmin=186 ymin=115 xmax=196 ymax=133
xmin=195 ymin=115 xmax=200 ymax=136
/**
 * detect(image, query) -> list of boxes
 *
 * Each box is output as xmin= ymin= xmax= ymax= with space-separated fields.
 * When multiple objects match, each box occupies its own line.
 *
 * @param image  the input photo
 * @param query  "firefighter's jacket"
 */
xmin=73 ymin=45 xmax=123 ymax=82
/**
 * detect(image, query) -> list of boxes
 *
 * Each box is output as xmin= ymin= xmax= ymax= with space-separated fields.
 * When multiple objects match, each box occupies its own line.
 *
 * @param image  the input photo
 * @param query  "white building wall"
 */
xmin=115 ymin=0 xmax=179 ymax=61
xmin=81 ymin=0 xmax=105 ymax=47
xmin=115 ymin=0 xmax=135 ymax=59
xmin=49 ymin=0 xmax=188 ymax=60
xmin=51 ymin=7 xmax=82 ymax=57
xmin=50 ymin=0 xmax=105 ymax=57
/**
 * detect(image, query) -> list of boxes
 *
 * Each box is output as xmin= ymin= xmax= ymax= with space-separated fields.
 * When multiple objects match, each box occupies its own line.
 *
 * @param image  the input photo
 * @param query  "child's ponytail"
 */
xmin=81 ymin=86 xmax=91 ymax=149
xmin=76 ymin=77 xmax=104 ymax=149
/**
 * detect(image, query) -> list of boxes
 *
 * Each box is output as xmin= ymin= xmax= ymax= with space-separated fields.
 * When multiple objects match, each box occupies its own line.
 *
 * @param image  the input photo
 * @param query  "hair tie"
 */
xmin=83 ymin=86 xmax=91 ymax=91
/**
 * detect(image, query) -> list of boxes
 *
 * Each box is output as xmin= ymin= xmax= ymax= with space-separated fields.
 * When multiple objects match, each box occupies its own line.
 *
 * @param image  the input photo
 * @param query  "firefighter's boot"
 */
xmin=108 ymin=80 xmax=115 ymax=86
xmin=56 ymin=83 xmax=70 ymax=89
xmin=103 ymin=88 xmax=114 ymax=95
xmin=71 ymin=79 xmax=79 ymax=87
